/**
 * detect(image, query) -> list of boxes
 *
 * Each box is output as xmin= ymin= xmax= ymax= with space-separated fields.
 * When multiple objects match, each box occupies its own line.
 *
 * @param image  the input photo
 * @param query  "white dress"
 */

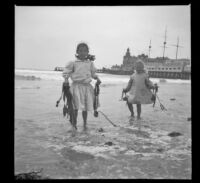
xmin=62 ymin=59 xmax=98 ymax=111
xmin=125 ymin=72 xmax=154 ymax=104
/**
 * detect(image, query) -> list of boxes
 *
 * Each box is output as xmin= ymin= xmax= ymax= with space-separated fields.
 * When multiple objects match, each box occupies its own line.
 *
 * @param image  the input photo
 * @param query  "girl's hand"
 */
xmin=96 ymin=78 xmax=101 ymax=85
xmin=154 ymin=83 xmax=158 ymax=92
xmin=64 ymin=78 xmax=69 ymax=83
xmin=123 ymin=88 xmax=127 ymax=93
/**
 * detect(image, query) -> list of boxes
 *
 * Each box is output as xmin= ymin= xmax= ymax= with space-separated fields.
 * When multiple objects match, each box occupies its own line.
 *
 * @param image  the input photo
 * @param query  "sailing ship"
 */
xmin=101 ymin=27 xmax=191 ymax=80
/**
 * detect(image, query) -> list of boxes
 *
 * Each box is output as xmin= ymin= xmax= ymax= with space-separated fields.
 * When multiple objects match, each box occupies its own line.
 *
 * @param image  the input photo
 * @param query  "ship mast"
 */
xmin=171 ymin=36 xmax=183 ymax=60
xmin=162 ymin=26 xmax=168 ymax=60
xmin=148 ymin=39 xmax=152 ymax=59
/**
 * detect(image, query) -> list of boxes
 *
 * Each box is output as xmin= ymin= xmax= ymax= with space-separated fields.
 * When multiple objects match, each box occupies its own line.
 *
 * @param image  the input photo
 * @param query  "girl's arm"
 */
xmin=145 ymin=73 xmax=155 ymax=89
xmin=123 ymin=77 xmax=133 ymax=92
xmin=62 ymin=61 xmax=74 ymax=82
xmin=91 ymin=62 xmax=101 ymax=84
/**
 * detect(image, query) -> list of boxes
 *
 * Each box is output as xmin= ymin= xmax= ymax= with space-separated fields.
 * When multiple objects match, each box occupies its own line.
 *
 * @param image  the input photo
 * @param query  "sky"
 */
xmin=15 ymin=6 xmax=191 ymax=70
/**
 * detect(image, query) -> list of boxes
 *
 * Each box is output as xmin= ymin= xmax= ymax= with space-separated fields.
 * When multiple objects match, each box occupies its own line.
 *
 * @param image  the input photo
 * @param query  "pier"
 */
xmin=148 ymin=71 xmax=190 ymax=79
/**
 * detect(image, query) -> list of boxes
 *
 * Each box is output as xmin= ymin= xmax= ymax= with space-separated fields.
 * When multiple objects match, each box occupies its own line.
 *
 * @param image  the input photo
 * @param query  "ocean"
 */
xmin=15 ymin=69 xmax=191 ymax=84
xmin=15 ymin=69 xmax=191 ymax=179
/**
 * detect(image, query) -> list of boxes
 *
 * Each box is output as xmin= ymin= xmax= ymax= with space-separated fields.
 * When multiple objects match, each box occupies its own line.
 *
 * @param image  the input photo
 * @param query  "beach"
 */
xmin=15 ymin=69 xmax=191 ymax=179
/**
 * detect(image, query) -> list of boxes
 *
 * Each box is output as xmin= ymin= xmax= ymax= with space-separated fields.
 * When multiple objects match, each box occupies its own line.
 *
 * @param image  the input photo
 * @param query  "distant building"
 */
xmin=183 ymin=64 xmax=191 ymax=72
xmin=122 ymin=48 xmax=138 ymax=71
xmin=111 ymin=64 xmax=121 ymax=71
xmin=113 ymin=47 xmax=191 ymax=79
xmin=145 ymin=62 xmax=184 ymax=73
xmin=121 ymin=47 xmax=190 ymax=72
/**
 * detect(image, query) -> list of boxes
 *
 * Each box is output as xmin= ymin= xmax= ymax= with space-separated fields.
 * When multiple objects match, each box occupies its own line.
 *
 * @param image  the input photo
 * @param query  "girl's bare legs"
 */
xmin=136 ymin=104 xmax=141 ymax=120
xmin=70 ymin=109 xmax=78 ymax=136
xmin=127 ymin=102 xmax=134 ymax=117
xmin=82 ymin=111 xmax=87 ymax=130
xmin=74 ymin=109 xmax=78 ymax=127
xmin=70 ymin=109 xmax=78 ymax=131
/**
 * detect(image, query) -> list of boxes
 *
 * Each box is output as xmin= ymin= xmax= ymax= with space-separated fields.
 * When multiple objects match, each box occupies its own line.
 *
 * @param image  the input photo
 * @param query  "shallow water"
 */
xmin=15 ymin=73 xmax=191 ymax=179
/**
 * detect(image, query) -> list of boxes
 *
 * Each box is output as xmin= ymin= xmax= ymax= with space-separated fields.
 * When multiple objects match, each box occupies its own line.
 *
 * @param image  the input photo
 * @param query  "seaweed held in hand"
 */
xmin=56 ymin=82 xmax=77 ymax=129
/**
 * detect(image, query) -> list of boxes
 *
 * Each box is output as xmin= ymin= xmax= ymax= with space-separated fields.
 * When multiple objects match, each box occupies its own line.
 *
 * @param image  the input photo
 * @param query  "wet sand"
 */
xmin=15 ymin=79 xmax=191 ymax=179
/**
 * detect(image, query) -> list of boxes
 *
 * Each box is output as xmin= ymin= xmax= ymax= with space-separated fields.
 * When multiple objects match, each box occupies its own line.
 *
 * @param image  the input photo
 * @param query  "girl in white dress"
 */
xmin=123 ymin=60 xmax=157 ymax=120
xmin=62 ymin=42 xmax=101 ymax=131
